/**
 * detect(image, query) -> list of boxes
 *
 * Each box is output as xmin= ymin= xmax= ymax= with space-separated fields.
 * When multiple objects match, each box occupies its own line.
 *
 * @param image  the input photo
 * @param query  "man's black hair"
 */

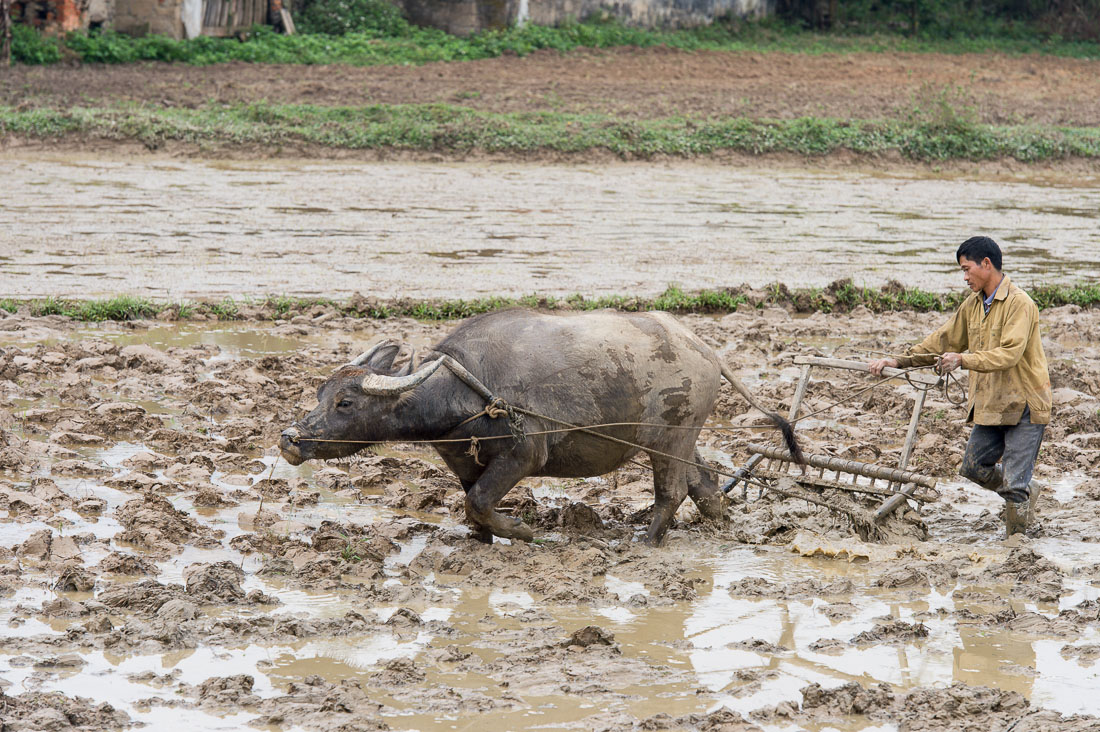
xmin=956 ymin=236 xmax=1002 ymax=270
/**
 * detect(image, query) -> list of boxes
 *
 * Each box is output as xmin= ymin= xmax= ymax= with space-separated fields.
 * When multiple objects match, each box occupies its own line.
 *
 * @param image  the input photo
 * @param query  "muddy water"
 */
xmin=2 ymin=156 xmax=1098 ymax=300
xmin=4 ymin=310 xmax=1100 ymax=731
xmin=5 ymin=449 xmax=1100 ymax=731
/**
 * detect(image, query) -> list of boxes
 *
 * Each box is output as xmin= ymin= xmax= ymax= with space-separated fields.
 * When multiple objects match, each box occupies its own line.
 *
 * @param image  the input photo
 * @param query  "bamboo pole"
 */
xmin=747 ymin=443 xmax=939 ymax=490
xmin=792 ymin=355 xmax=942 ymax=387
xmin=873 ymin=386 xmax=929 ymax=521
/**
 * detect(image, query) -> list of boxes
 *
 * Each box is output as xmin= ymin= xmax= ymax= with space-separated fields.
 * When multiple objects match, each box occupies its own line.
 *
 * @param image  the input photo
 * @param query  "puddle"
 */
xmin=79 ymin=323 xmax=347 ymax=360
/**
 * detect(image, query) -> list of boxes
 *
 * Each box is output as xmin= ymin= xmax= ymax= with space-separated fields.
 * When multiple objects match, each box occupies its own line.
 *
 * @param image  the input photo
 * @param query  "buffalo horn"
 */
xmin=361 ymin=356 xmax=447 ymax=396
xmin=348 ymin=339 xmax=400 ymax=367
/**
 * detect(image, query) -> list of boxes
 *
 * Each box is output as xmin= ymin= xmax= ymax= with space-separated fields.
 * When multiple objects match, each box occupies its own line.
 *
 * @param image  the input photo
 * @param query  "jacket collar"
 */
xmin=968 ymin=273 xmax=1011 ymax=307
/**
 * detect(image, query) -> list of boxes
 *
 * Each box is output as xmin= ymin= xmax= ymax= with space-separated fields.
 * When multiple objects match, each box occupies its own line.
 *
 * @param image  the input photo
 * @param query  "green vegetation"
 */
xmin=28 ymin=295 xmax=159 ymax=321
xmin=9 ymin=15 xmax=1100 ymax=68
xmin=296 ymin=0 xmax=409 ymax=36
xmin=782 ymin=0 xmax=1099 ymax=40
xmin=1031 ymin=282 xmax=1100 ymax=309
xmin=11 ymin=24 xmax=63 ymax=64
xmin=9 ymin=282 xmax=1098 ymax=323
xmin=3 ymin=103 xmax=1098 ymax=162
xmin=207 ymin=298 xmax=241 ymax=320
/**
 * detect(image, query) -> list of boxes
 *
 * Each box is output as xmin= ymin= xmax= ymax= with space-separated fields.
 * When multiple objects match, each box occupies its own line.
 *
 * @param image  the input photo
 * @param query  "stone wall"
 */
xmin=402 ymin=0 xmax=772 ymax=35
xmin=87 ymin=0 xmax=114 ymax=26
xmin=113 ymin=0 xmax=183 ymax=36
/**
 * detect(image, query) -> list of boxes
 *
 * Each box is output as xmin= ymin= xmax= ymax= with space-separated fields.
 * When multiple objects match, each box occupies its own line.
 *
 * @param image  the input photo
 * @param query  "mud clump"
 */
xmin=95 ymin=552 xmax=158 ymax=576
xmin=370 ymin=658 xmax=426 ymax=686
xmin=0 ymin=692 xmax=131 ymax=730
xmin=971 ymin=547 xmax=1064 ymax=602
xmin=801 ymin=681 xmax=894 ymax=716
xmin=97 ymin=579 xmax=186 ymax=615
xmin=15 ymin=529 xmax=81 ymax=563
xmin=54 ymin=565 xmax=96 ymax=592
xmin=564 ymin=625 xmax=616 ymax=649
xmin=196 ymin=674 xmax=260 ymax=706
xmin=247 ymin=675 xmax=387 ymax=731
xmin=182 ymin=561 xmax=246 ymax=604
xmin=874 ymin=560 xmax=959 ymax=590
xmin=753 ymin=680 xmax=1061 ymax=731
xmin=560 ymin=502 xmax=606 ymax=535
xmin=850 ymin=620 xmax=929 ymax=645
xmin=728 ymin=577 xmax=855 ymax=599
xmin=114 ymin=492 xmax=223 ymax=555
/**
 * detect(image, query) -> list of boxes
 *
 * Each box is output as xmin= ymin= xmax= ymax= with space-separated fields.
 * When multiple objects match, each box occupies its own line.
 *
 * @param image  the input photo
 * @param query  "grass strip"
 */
xmin=3 ymin=283 xmax=1097 ymax=322
xmin=3 ymin=103 xmax=1100 ymax=162
xmin=12 ymin=21 xmax=1100 ymax=67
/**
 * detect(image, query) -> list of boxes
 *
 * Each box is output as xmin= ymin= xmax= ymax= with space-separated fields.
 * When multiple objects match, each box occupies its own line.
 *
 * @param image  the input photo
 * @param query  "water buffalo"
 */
xmin=280 ymin=309 xmax=800 ymax=545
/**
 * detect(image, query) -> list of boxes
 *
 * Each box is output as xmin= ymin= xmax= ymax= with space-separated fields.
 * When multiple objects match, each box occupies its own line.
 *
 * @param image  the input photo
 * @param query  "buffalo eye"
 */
xmin=336 ymin=398 xmax=354 ymax=409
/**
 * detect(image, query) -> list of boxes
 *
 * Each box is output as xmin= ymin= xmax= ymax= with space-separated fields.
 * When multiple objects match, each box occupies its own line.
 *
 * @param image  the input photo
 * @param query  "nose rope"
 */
xmin=284 ymin=361 xmax=957 ymax=498
xmin=287 ymin=362 xmax=954 ymax=445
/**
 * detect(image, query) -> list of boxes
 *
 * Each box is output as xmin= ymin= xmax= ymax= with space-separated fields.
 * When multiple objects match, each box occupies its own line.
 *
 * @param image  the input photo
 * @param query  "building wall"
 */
xmin=402 ymin=0 xmax=772 ymax=35
xmin=87 ymin=0 xmax=114 ymax=26
xmin=113 ymin=0 xmax=183 ymax=36
xmin=13 ymin=0 xmax=92 ymax=32
xmin=527 ymin=0 xmax=771 ymax=27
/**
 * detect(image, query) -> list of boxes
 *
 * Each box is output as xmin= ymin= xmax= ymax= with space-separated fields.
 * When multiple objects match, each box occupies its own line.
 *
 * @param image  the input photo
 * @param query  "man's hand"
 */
xmin=936 ymin=352 xmax=964 ymax=374
xmin=868 ymin=357 xmax=899 ymax=376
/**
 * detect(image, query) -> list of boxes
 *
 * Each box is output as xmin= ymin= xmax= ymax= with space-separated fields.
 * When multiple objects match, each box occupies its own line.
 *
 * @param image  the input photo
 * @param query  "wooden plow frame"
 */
xmin=724 ymin=356 xmax=941 ymax=524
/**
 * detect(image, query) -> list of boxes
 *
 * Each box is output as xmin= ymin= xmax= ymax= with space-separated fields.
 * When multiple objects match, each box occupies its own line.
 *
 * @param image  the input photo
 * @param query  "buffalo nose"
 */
xmin=281 ymin=427 xmax=300 ymax=444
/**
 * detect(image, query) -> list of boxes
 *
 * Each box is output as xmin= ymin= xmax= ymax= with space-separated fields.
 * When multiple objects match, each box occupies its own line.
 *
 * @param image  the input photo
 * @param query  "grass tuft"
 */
xmin=29 ymin=295 xmax=158 ymax=321
xmin=7 ymin=282 xmax=1097 ymax=323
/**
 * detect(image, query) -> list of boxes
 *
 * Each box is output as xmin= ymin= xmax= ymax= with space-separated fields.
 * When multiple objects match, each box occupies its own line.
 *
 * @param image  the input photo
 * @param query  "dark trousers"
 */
xmin=959 ymin=406 xmax=1045 ymax=504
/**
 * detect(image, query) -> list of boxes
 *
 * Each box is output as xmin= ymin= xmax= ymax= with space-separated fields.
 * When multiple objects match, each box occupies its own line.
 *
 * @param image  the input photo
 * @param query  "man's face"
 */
xmin=959 ymin=256 xmax=993 ymax=293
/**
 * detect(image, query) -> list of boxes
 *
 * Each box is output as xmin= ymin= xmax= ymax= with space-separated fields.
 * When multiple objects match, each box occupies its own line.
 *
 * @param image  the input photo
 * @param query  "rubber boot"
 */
xmin=1026 ymin=479 xmax=1041 ymax=525
xmin=978 ymin=465 xmax=1004 ymax=493
xmin=1005 ymin=499 xmax=1029 ymax=538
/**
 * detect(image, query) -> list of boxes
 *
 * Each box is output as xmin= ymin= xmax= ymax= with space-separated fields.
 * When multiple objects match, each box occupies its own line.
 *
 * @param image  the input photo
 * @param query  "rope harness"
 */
xmin=291 ymin=352 xmax=965 ymax=496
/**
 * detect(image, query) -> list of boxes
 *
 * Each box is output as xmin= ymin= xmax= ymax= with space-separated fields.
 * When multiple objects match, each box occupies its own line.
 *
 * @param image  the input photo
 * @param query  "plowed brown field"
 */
xmin=5 ymin=46 xmax=1100 ymax=126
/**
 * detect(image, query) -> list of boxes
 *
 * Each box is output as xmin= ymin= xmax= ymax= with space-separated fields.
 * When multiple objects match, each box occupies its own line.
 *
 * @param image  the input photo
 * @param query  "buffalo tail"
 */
xmin=720 ymin=364 xmax=806 ymax=466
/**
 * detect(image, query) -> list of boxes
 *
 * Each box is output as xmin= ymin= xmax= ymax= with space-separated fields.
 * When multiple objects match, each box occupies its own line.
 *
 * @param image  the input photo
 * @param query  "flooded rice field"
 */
xmin=1 ymin=156 xmax=1099 ymax=300
xmin=2 ymin=303 xmax=1100 ymax=731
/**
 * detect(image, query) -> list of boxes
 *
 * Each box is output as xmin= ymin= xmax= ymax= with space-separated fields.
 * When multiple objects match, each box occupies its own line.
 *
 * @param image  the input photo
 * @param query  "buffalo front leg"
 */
xmin=460 ymin=479 xmax=495 ymax=544
xmin=646 ymin=454 xmax=691 ymax=546
xmin=464 ymin=456 xmax=537 ymax=543
xmin=686 ymin=449 xmax=729 ymax=520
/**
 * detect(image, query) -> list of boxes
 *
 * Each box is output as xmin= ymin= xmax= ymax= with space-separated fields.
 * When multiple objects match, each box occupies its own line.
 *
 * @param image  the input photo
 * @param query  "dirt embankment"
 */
xmin=4 ymin=47 xmax=1100 ymax=127
xmin=2 ymin=304 xmax=1100 ymax=730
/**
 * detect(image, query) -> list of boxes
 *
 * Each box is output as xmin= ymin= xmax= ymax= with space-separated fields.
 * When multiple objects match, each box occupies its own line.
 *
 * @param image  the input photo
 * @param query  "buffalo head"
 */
xmin=279 ymin=339 xmax=446 ymax=465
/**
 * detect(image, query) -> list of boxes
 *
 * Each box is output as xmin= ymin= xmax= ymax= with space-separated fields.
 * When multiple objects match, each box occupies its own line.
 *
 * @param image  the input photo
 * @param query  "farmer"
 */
xmin=868 ymin=236 xmax=1051 ymax=537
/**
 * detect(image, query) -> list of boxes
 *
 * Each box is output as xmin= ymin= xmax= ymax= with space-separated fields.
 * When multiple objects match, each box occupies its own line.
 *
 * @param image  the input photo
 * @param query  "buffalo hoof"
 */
xmin=495 ymin=518 xmax=535 ymax=543
xmin=468 ymin=525 xmax=495 ymax=544
xmin=694 ymin=492 xmax=730 ymax=521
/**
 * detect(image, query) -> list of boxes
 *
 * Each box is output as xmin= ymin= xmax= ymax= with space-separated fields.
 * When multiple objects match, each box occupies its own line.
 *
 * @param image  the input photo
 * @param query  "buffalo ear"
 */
xmin=365 ymin=341 xmax=417 ymax=376
xmin=388 ymin=344 xmax=417 ymax=376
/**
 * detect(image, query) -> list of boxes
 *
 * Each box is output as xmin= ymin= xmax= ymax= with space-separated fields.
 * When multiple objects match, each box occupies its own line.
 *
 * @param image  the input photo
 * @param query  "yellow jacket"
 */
xmin=894 ymin=275 xmax=1051 ymax=425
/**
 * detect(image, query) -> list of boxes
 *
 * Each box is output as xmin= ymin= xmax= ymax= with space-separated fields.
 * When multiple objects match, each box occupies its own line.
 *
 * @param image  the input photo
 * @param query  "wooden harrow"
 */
xmin=723 ymin=356 xmax=942 ymax=526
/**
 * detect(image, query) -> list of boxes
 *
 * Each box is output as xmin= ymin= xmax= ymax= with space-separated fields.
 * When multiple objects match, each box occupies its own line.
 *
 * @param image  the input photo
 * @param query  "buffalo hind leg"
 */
xmin=464 ymin=452 xmax=539 ymax=542
xmin=646 ymin=454 xmax=690 ymax=546
xmin=687 ymin=449 xmax=729 ymax=520
xmin=460 ymin=479 xmax=495 ymax=544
